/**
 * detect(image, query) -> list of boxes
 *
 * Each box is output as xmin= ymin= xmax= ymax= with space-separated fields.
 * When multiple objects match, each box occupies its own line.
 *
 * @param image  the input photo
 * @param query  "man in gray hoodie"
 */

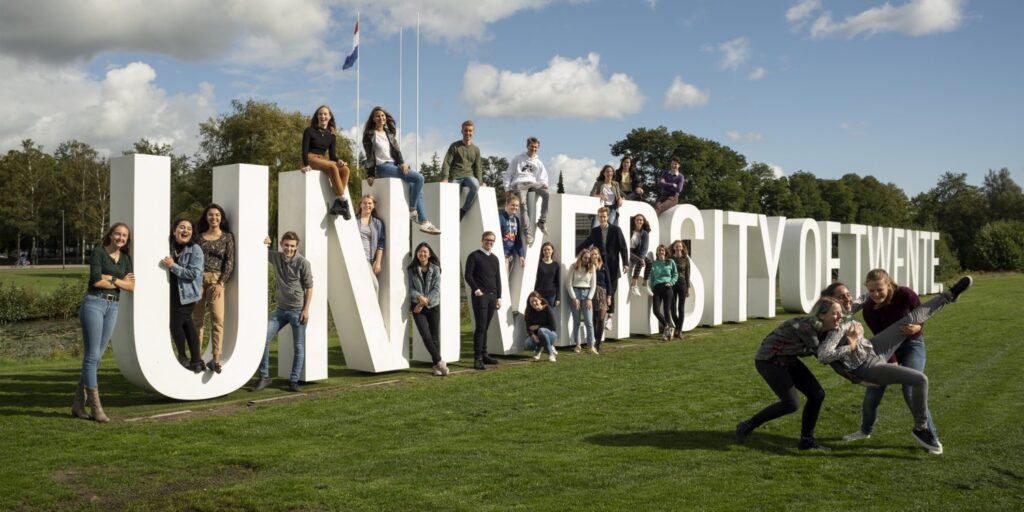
xmin=254 ymin=232 xmax=314 ymax=393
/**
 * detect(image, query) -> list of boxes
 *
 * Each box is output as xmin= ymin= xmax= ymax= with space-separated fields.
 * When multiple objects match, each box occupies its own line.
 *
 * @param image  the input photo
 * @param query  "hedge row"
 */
xmin=0 ymin=281 xmax=83 ymax=325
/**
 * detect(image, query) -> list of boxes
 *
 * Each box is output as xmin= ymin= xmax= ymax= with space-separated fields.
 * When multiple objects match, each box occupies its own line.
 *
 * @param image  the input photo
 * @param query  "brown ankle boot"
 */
xmin=85 ymin=387 xmax=109 ymax=423
xmin=71 ymin=383 xmax=89 ymax=419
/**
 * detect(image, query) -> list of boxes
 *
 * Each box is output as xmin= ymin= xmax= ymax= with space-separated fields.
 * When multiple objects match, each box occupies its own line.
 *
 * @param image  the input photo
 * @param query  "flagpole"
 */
xmin=416 ymin=11 xmax=420 ymax=172
xmin=356 ymin=11 xmax=361 ymax=164
xmin=398 ymin=27 xmax=403 ymax=140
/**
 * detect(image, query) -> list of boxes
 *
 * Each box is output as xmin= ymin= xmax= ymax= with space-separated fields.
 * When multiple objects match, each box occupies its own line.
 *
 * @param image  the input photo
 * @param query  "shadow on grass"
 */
xmin=586 ymin=430 xmax=920 ymax=459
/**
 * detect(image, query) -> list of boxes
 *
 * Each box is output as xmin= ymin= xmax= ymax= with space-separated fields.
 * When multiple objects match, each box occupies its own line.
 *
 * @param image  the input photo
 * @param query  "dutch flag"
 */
xmin=342 ymin=21 xmax=359 ymax=70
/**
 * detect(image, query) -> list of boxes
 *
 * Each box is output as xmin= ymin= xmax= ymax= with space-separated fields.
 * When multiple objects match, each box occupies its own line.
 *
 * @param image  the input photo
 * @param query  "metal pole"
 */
xmin=416 ymin=11 xmax=420 ymax=171
xmin=61 ymin=209 xmax=65 ymax=269
xmin=399 ymin=27 xmax=403 ymax=140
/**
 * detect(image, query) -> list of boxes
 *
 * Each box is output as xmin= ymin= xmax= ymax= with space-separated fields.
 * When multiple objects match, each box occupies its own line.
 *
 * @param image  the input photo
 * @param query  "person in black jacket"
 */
xmin=577 ymin=207 xmax=629 ymax=314
xmin=465 ymin=231 xmax=502 ymax=370
xmin=524 ymin=291 xmax=558 ymax=362
xmin=361 ymin=106 xmax=440 ymax=234
xmin=301 ymin=105 xmax=352 ymax=219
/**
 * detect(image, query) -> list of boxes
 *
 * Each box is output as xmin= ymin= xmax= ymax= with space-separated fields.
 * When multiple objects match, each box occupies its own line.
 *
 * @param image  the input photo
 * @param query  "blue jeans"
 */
xmin=525 ymin=327 xmax=557 ymax=355
xmin=570 ymin=287 xmax=594 ymax=346
xmin=376 ymin=162 xmax=428 ymax=222
xmin=260 ymin=308 xmax=306 ymax=382
xmin=860 ymin=338 xmax=937 ymax=435
xmin=452 ymin=176 xmax=479 ymax=213
xmin=79 ymin=295 xmax=120 ymax=388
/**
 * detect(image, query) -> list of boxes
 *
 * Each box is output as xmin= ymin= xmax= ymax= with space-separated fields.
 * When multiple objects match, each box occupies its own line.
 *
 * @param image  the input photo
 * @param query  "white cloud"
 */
xmin=333 ymin=0 xmax=558 ymax=44
xmin=726 ymin=131 xmax=764 ymax=143
xmin=462 ymin=53 xmax=645 ymax=120
xmin=0 ymin=57 xmax=215 ymax=156
xmin=839 ymin=121 xmax=851 ymax=129
xmin=0 ymin=0 xmax=332 ymax=70
xmin=768 ymin=163 xmax=786 ymax=178
xmin=748 ymin=67 xmax=766 ymax=80
xmin=547 ymin=154 xmax=605 ymax=196
xmin=805 ymin=0 xmax=965 ymax=38
xmin=786 ymin=0 xmax=822 ymax=22
xmin=717 ymin=37 xmax=751 ymax=70
xmin=645 ymin=0 xmax=659 ymax=9
xmin=663 ymin=76 xmax=710 ymax=109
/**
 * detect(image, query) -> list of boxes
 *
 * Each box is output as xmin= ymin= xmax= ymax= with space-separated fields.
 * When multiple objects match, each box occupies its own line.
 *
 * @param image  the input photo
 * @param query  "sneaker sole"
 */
xmin=912 ymin=432 xmax=942 ymax=454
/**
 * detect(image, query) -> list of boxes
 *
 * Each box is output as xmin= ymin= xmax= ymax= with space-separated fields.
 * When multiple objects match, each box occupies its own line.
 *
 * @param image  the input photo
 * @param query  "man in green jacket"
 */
xmin=441 ymin=120 xmax=484 ymax=221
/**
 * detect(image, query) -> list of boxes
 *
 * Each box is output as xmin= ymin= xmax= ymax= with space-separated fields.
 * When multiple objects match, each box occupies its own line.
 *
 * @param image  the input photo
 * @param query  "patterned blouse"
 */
xmin=198 ymin=232 xmax=235 ymax=285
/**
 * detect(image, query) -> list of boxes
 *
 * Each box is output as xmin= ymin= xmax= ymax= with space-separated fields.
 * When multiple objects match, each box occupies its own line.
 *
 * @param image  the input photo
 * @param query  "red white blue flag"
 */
xmin=342 ymin=21 xmax=359 ymax=70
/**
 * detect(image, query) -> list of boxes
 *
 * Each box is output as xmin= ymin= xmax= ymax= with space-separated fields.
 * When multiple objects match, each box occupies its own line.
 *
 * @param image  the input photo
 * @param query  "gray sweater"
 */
xmin=269 ymin=250 xmax=313 ymax=310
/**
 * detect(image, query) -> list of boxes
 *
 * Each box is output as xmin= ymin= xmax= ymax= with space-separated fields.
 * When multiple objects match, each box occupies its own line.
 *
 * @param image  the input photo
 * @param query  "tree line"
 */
xmin=2 ymin=101 xmax=1022 ymax=272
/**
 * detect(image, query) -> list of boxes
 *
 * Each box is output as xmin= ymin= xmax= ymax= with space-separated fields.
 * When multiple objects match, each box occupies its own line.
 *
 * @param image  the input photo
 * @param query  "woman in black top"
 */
xmin=534 ymin=242 xmax=561 ymax=311
xmin=302 ymin=105 xmax=353 ymax=219
xmin=669 ymin=240 xmax=691 ymax=340
xmin=74 ymin=222 xmax=135 ymax=423
xmin=524 ymin=291 xmax=558 ymax=362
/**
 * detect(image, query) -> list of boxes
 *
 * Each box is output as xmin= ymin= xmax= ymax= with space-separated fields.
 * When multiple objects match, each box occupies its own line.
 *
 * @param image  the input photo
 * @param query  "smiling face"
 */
xmin=372 ymin=109 xmax=387 ymax=129
xmin=529 ymin=296 xmax=544 ymax=310
xmin=671 ymin=240 xmax=685 ymax=256
xmin=670 ymin=159 xmax=680 ymax=172
xmin=633 ymin=215 xmax=645 ymax=230
xmin=541 ymin=244 xmax=553 ymax=261
xmin=206 ymin=208 xmax=221 ymax=229
xmin=602 ymin=165 xmax=614 ymax=181
xmin=818 ymin=302 xmax=843 ymax=331
xmin=598 ymin=210 xmax=609 ymax=227
xmin=656 ymin=246 xmax=667 ymax=260
xmin=174 ymin=221 xmax=193 ymax=244
xmin=109 ymin=225 xmax=129 ymax=249
xmin=506 ymin=198 xmax=520 ymax=214
xmin=416 ymin=245 xmax=430 ymax=265
xmin=622 ymin=157 xmax=632 ymax=172
xmin=866 ymin=279 xmax=889 ymax=304
xmin=590 ymin=249 xmax=602 ymax=268
xmin=280 ymin=239 xmax=298 ymax=259
xmin=316 ymin=107 xmax=332 ymax=127
xmin=360 ymin=196 xmax=375 ymax=215
xmin=831 ymin=285 xmax=853 ymax=313
xmin=526 ymin=140 xmax=539 ymax=157
xmin=462 ymin=124 xmax=474 ymax=144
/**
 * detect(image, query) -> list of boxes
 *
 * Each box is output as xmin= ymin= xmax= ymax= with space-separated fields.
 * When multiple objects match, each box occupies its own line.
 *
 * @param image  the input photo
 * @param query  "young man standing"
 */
xmin=504 ymin=136 xmax=550 ymax=244
xmin=441 ymin=120 xmax=484 ymax=221
xmin=577 ymin=207 xmax=629 ymax=315
xmin=254 ymin=232 xmax=313 ymax=393
xmin=498 ymin=195 xmax=526 ymax=272
xmin=465 ymin=231 xmax=502 ymax=370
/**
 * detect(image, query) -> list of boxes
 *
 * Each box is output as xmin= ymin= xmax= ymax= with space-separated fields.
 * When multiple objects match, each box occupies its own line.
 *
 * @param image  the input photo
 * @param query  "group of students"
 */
xmin=736 ymin=269 xmax=973 ymax=455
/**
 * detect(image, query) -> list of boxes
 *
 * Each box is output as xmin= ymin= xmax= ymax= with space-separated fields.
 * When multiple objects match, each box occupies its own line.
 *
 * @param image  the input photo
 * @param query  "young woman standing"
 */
xmin=356 ymin=194 xmax=386 ymax=293
xmin=668 ymin=240 xmax=691 ymax=340
xmin=565 ymin=249 xmax=597 ymax=353
xmin=407 ymin=242 xmax=447 ymax=376
xmin=73 ymin=223 xmax=135 ymax=423
xmin=192 ymin=204 xmax=234 ymax=373
xmin=648 ymin=245 xmax=678 ymax=340
xmin=163 ymin=219 xmax=205 ymax=374
xmin=534 ymin=242 xmax=561 ymax=314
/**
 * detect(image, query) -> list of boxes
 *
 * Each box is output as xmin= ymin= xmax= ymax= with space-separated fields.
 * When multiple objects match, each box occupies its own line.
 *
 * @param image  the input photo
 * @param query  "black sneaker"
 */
xmin=735 ymin=421 xmax=753 ymax=444
xmin=798 ymin=436 xmax=831 ymax=451
xmin=481 ymin=354 xmax=499 ymax=365
xmin=338 ymin=198 xmax=352 ymax=220
xmin=328 ymin=198 xmax=343 ymax=216
xmin=252 ymin=377 xmax=272 ymax=391
xmin=949 ymin=276 xmax=972 ymax=302
xmin=912 ymin=427 xmax=943 ymax=454
xmin=288 ymin=381 xmax=301 ymax=393
xmin=188 ymin=360 xmax=205 ymax=373
xmin=473 ymin=359 xmax=486 ymax=370
xmin=459 ymin=208 xmax=467 ymax=221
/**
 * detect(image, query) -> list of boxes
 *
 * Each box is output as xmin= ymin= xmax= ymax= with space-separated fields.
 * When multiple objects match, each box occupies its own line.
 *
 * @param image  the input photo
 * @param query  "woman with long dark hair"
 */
xmin=628 ymin=214 xmax=653 ymax=297
xmin=192 ymin=203 xmax=234 ymax=373
xmin=73 ymin=222 xmax=135 ymax=423
xmin=534 ymin=242 xmax=561 ymax=314
xmin=362 ymin=105 xmax=440 ymax=234
xmin=565 ymin=248 xmax=597 ymax=353
xmin=407 ymin=242 xmax=448 ymax=376
xmin=302 ymin=104 xmax=353 ymax=219
xmin=162 ymin=218 xmax=205 ymax=374
xmin=668 ymin=240 xmax=691 ymax=340
xmin=524 ymin=291 xmax=558 ymax=362
xmin=590 ymin=164 xmax=623 ymax=226
xmin=615 ymin=154 xmax=644 ymax=201
xmin=590 ymin=247 xmax=611 ymax=353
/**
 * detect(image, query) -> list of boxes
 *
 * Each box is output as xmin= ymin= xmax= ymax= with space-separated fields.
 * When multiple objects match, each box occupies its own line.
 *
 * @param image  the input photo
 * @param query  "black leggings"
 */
xmin=652 ymin=283 xmax=674 ymax=329
xmin=170 ymin=304 xmax=201 ymax=363
xmin=670 ymin=281 xmax=687 ymax=328
xmin=749 ymin=359 xmax=825 ymax=438
xmin=412 ymin=305 xmax=442 ymax=364
xmin=471 ymin=293 xmax=497 ymax=358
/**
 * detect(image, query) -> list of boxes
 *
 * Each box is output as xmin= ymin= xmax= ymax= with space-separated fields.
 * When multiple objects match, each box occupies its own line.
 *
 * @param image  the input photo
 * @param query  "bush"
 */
xmin=968 ymin=220 xmax=1024 ymax=271
xmin=934 ymin=235 xmax=961 ymax=282
xmin=0 ymin=282 xmax=33 ymax=325
xmin=0 ymin=281 xmax=84 ymax=325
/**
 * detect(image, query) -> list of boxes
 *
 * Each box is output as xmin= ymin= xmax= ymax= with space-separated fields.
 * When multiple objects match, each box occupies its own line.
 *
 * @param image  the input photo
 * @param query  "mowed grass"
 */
xmin=0 ymin=266 xmax=88 ymax=293
xmin=0 ymin=274 xmax=1022 ymax=511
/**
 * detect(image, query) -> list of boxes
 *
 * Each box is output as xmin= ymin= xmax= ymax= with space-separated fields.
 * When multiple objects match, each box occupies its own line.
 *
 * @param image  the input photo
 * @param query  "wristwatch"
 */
xmin=109 ymin=276 xmax=117 ymax=286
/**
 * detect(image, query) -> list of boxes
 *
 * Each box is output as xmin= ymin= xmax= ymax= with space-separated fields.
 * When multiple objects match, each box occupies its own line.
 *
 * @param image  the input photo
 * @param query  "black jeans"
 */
xmin=652 ymin=283 xmax=675 ymax=330
xmin=749 ymin=359 xmax=825 ymax=438
xmin=471 ymin=293 xmax=497 ymax=359
xmin=170 ymin=304 xmax=200 ymax=363
xmin=412 ymin=305 xmax=442 ymax=364
xmin=671 ymin=280 xmax=687 ymax=328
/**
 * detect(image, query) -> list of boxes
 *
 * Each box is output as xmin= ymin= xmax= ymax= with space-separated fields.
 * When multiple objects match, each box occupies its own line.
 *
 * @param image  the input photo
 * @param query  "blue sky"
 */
xmin=1 ymin=0 xmax=1021 ymax=197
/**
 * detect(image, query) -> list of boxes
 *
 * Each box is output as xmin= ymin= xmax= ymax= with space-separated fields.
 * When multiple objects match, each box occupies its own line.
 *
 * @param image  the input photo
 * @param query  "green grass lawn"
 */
xmin=0 ymin=267 xmax=88 ymax=293
xmin=1 ymin=274 xmax=1022 ymax=511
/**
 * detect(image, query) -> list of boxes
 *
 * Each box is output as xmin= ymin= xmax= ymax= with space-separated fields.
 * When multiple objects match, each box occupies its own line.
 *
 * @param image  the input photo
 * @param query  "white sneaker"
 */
xmin=574 ymin=344 xmax=581 ymax=353
xmin=551 ymin=347 xmax=558 ymax=356
xmin=843 ymin=430 xmax=871 ymax=441
xmin=419 ymin=221 xmax=441 ymax=234
xmin=438 ymin=361 xmax=450 ymax=376
xmin=589 ymin=346 xmax=599 ymax=355
xmin=526 ymin=233 xmax=534 ymax=246
xmin=630 ymin=286 xmax=641 ymax=297
xmin=431 ymin=364 xmax=443 ymax=376
xmin=532 ymin=350 xmax=542 ymax=361
xmin=605 ymin=317 xmax=612 ymax=331
xmin=548 ymin=354 xmax=556 ymax=362
xmin=644 ymin=284 xmax=654 ymax=296
xmin=410 ymin=211 xmax=420 ymax=223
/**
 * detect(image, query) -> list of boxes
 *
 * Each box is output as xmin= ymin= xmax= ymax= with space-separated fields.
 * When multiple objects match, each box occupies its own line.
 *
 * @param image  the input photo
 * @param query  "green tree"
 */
xmin=982 ymin=168 xmax=1024 ymax=222
xmin=481 ymin=156 xmax=508 ymax=204
xmin=123 ymin=139 xmax=198 ymax=222
xmin=55 ymin=140 xmax=109 ymax=262
xmin=759 ymin=176 xmax=799 ymax=217
xmin=420 ymin=152 xmax=443 ymax=183
xmin=0 ymin=140 xmax=59 ymax=263
xmin=787 ymin=171 xmax=829 ymax=219
xmin=197 ymin=100 xmax=355 ymax=236
xmin=819 ymin=178 xmax=857 ymax=223
xmin=910 ymin=172 xmax=986 ymax=266
xmin=556 ymin=172 xmax=565 ymax=194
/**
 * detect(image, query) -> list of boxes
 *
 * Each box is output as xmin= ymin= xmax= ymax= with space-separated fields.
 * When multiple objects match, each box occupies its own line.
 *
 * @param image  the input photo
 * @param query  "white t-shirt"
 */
xmin=373 ymin=131 xmax=393 ymax=166
xmin=601 ymin=184 xmax=615 ymax=205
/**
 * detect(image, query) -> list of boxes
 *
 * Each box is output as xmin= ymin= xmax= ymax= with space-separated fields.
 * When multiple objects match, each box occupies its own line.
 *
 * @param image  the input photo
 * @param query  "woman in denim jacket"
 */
xmin=408 ymin=242 xmax=447 ymax=376
xmin=162 ymin=218 xmax=205 ymax=373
